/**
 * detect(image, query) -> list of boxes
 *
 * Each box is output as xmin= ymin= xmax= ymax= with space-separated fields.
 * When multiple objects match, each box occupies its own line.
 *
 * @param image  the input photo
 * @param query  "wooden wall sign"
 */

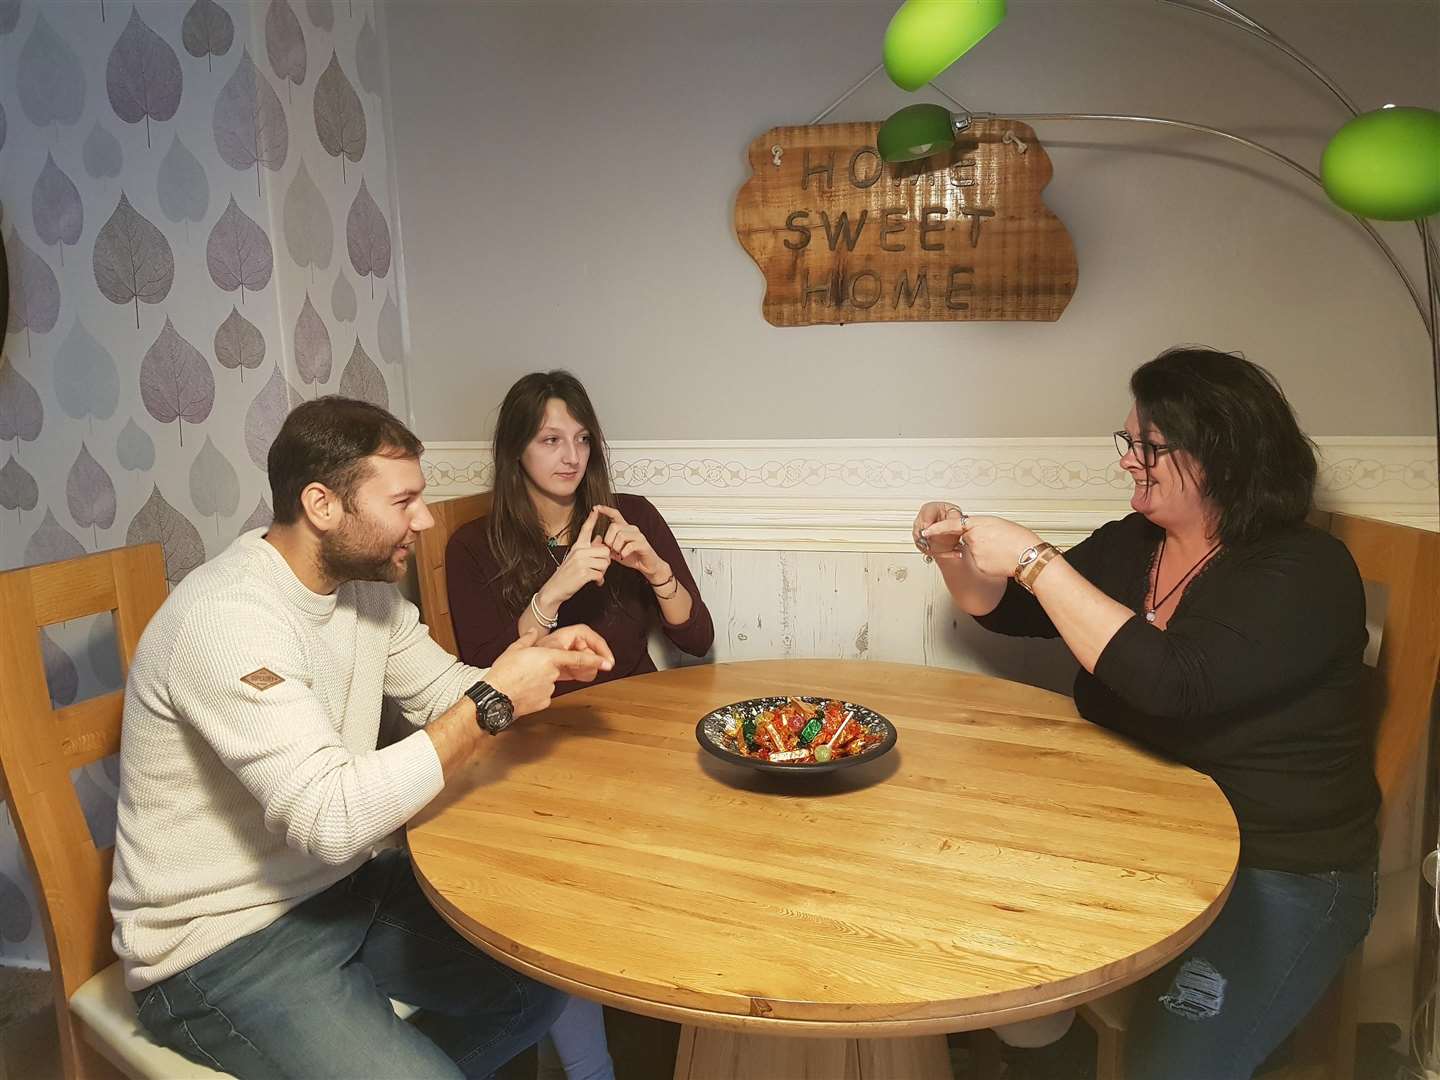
xmin=734 ymin=120 xmax=1077 ymax=326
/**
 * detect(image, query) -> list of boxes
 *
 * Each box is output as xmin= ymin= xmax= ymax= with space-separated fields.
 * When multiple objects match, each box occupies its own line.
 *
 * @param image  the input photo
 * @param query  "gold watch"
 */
xmin=1014 ymin=542 xmax=1061 ymax=593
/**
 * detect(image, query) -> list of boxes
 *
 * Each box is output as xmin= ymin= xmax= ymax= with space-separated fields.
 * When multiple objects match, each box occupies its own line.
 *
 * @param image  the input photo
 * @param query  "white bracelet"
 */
xmin=529 ymin=592 xmax=559 ymax=630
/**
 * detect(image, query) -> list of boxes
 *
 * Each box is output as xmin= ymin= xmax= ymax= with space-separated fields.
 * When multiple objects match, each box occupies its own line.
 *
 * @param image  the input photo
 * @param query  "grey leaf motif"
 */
xmin=331 ymin=268 xmax=357 ymax=323
xmin=377 ymin=290 xmax=402 ymax=366
xmin=83 ymin=122 xmax=124 ymax=180
xmin=207 ymin=196 xmax=274 ymax=302
xmin=189 ymin=435 xmax=240 ymax=531
xmin=93 ymin=192 xmax=174 ymax=329
xmin=116 ymin=417 xmax=155 ymax=472
xmin=0 ymin=0 xmax=19 ymax=36
xmin=265 ymin=0 xmax=306 ymax=96
xmin=5 ymin=228 xmax=60 ymax=356
xmin=339 ymin=339 xmax=387 ymax=409
xmin=33 ymin=153 xmax=84 ymax=265
xmin=26 ymin=508 xmax=85 ymax=566
xmin=214 ymin=49 xmax=289 ymax=196
xmin=40 ymin=630 xmax=79 ymax=708
xmin=346 ymin=179 xmax=390 ymax=298
xmin=140 ymin=317 xmax=215 ymax=445
xmin=67 ymin=442 xmax=117 ymax=534
xmin=314 ymin=52 xmax=366 ymax=182
xmin=214 ymin=306 xmax=265 ymax=381
xmin=127 ymin=485 xmax=206 ymax=585
xmin=54 ymin=320 xmax=120 ymax=429
xmin=294 ymin=294 xmax=333 ymax=388
xmin=356 ymin=15 xmax=382 ymax=97
xmin=240 ymin=496 xmax=272 ymax=532
xmin=244 ymin=364 xmax=294 ymax=468
xmin=0 ymin=456 xmax=39 ymax=517
xmin=283 ymin=159 xmax=333 ymax=280
xmin=0 ymin=359 xmax=44 ymax=446
xmin=157 ymin=135 xmax=210 ymax=232
xmin=182 ymin=0 xmax=234 ymax=72
xmin=305 ymin=0 xmax=332 ymax=31
xmin=107 ymin=8 xmax=183 ymax=148
xmin=18 ymin=13 xmax=86 ymax=129
xmin=89 ymin=617 xmax=125 ymax=694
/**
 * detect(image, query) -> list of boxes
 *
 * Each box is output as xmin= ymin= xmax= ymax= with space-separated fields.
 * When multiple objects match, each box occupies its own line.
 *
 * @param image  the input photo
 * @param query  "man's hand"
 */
xmin=537 ymin=625 xmax=615 ymax=683
xmin=484 ymin=629 xmax=610 ymax=716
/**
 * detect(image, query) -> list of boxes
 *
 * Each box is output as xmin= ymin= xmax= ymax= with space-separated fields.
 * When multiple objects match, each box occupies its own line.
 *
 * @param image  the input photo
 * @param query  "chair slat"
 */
xmin=56 ymin=692 xmax=125 ymax=767
xmin=28 ymin=555 xmax=120 ymax=627
xmin=414 ymin=492 xmax=493 ymax=658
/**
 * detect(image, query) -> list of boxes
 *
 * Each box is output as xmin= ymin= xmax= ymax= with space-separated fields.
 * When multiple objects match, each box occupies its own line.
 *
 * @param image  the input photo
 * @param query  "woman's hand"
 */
xmin=912 ymin=501 xmax=967 ymax=561
xmin=537 ymin=508 xmax=611 ymax=614
xmin=927 ymin=515 xmax=1042 ymax=579
xmin=594 ymin=504 xmax=669 ymax=584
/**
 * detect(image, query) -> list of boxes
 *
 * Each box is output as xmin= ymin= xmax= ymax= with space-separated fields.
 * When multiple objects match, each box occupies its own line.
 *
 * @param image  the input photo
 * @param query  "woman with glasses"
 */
xmin=912 ymin=347 xmax=1377 ymax=1080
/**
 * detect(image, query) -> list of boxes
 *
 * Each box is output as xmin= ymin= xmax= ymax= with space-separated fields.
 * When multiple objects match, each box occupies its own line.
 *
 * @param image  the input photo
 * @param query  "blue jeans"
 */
xmin=1124 ymin=863 xmax=1376 ymax=1080
xmin=132 ymin=848 xmax=567 ymax=1079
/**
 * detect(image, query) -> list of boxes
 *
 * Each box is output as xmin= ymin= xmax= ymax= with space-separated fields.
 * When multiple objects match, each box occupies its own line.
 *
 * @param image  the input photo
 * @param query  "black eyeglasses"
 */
xmin=1113 ymin=430 xmax=1174 ymax=467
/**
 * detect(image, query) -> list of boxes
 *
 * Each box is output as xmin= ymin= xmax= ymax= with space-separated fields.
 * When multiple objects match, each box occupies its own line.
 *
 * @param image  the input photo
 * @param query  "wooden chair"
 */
xmin=1079 ymin=511 xmax=1440 ymax=1080
xmin=0 ymin=545 xmax=218 ymax=1079
xmin=0 ymin=547 xmax=423 ymax=1080
xmin=415 ymin=492 xmax=492 ymax=654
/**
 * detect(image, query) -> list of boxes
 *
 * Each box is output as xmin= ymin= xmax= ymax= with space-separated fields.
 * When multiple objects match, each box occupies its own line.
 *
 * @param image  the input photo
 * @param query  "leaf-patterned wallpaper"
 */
xmin=0 ymin=0 xmax=408 ymax=969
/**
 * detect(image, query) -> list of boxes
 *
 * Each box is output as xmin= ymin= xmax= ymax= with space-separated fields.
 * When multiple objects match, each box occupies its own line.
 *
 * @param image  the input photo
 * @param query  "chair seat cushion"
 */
xmin=70 ymin=962 xmax=420 ymax=1079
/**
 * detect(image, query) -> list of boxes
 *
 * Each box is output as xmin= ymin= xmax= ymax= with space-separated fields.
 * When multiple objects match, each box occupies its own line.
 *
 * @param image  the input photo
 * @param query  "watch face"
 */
xmin=483 ymin=699 xmax=515 ymax=734
xmin=1017 ymin=545 xmax=1040 ymax=567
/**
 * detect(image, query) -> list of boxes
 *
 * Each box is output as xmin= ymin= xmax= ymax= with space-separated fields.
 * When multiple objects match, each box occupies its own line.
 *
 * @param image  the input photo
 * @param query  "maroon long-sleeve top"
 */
xmin=445 ymin=493 xmax=715 ymax=695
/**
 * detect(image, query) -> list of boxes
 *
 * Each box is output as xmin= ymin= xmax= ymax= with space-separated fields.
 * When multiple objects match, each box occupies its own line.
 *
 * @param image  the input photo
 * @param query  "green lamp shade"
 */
xmin=878 ymin=103 xmax=957 ymax=163
xmin=1321 ymin=106 xmax=1440 ymax=221
xmin=884 ymin=0 xmax=1007 ymax=92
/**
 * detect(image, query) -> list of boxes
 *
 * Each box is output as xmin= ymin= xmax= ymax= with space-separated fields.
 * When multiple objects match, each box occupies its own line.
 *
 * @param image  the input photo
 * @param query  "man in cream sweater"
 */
xmin=110 ymin=397 xmax=614 ymax=1078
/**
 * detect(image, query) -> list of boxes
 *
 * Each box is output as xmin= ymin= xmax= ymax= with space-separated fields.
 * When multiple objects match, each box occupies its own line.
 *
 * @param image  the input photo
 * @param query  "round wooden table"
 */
xmin=407 ymin=660 xmax=1239 ymax=1079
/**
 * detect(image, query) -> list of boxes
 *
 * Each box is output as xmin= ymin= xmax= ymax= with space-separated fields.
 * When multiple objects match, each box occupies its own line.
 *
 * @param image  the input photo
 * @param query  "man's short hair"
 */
xmin=268 ymin=397 xmax=424 ymax=525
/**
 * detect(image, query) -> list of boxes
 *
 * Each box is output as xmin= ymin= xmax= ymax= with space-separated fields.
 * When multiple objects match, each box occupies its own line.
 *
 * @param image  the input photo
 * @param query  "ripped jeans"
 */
xmin=1125 ymin=862 xmax=1376 ymax=1080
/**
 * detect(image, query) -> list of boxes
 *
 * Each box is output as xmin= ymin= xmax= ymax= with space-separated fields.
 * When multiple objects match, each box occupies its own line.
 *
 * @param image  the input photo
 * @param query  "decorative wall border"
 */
xmin=422 ymin=437 xmax=1438 ymax=550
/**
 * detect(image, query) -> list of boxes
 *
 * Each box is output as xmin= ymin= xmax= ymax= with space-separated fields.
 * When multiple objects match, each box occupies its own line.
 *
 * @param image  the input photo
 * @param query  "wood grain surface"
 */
xmin=408 ymin=660 xmax=1237 ymax=1037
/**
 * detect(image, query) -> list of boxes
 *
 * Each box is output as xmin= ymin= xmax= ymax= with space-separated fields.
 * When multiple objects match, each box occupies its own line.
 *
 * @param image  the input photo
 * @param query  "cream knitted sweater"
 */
xmin=109 ymin=531 xmax=484 ymax=990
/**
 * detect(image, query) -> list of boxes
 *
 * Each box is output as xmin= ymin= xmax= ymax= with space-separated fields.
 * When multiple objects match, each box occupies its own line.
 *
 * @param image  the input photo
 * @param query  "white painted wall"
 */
xmin=383 ymin=0 xmax=1439 ymax=442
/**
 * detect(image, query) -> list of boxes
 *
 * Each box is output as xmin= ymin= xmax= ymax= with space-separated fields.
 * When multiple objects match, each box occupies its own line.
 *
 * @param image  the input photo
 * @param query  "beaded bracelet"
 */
xmin=529 ymin=592 xmax=559 ymax=630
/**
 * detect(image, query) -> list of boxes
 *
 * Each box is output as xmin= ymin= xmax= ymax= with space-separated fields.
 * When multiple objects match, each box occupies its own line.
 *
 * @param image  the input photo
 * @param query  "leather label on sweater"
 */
xmin=240 ymin=667 xmax=285 ymax=691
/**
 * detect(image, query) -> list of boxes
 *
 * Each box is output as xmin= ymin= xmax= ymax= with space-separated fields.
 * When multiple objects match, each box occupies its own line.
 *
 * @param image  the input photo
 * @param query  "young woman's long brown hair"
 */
xmin=485 ymin=371 xmax=616 ymax=616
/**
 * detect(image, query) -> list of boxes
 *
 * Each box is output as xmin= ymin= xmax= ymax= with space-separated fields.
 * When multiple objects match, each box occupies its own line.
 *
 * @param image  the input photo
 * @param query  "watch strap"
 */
xmin=1015 ymin=542 xmax=1061 ymax=593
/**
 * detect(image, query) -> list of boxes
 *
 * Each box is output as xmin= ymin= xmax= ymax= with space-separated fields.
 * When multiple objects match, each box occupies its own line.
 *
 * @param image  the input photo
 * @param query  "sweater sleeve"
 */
xmin=1093 ymin=531 xmax=1362 ymax=721
xmin=166 ymin=593 xmax=444 ymax=866
xmin=627 ymin=495 xmax=715 ymax=657
xmin=446 ymin=523 xmax=521 ymax=668
xmin=377 ymin=590 xmax=487 ymax=727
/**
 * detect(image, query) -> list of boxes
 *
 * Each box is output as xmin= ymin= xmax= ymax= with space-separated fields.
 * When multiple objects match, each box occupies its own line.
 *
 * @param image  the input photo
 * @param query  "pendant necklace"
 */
xmin=1146 ymin=535 xmax=1222 ymax=623
xmin=545 ymin=523 xmax=568 ymax=568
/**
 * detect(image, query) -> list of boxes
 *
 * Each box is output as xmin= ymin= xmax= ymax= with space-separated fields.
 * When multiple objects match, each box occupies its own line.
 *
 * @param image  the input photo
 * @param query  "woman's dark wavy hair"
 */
xmin=1131 ymin=347 xmax=1316 ymax=545
xmin=486 ymin=371 xmax=616 ymax=616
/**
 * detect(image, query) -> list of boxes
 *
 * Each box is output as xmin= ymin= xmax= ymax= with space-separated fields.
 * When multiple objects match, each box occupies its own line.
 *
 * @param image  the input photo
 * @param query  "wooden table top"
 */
xmin=408 ymin=659 xmax=1239 ymax=1037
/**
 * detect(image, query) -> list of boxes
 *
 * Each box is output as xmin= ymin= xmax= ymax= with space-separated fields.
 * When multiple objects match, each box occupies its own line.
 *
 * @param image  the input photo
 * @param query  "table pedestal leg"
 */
xmin=673 ymin=1025 xmax=952 ymax=1080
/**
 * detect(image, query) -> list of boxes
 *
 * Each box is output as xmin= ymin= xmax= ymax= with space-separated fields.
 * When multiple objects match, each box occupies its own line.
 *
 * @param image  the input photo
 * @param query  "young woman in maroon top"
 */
xmin=446 ymin=369 xmax=714 ymax=696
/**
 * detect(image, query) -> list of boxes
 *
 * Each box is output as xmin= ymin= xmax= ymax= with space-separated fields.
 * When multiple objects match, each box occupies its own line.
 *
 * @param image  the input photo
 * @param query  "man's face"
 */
xmin=319 ymin=454 xmax=434 ymax=584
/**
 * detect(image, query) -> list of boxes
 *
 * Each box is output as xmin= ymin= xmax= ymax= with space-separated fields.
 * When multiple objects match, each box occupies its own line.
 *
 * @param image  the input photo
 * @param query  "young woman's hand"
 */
xmin=593 ymin=505 xmax=669 ymax=584
xmin=537 ymin=508 xmax=611 ymax=614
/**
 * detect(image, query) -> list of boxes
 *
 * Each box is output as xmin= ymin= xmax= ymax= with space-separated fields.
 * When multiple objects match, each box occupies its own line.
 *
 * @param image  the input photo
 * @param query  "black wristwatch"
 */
xmin=464 ymin=680 xmax=515 ymax=736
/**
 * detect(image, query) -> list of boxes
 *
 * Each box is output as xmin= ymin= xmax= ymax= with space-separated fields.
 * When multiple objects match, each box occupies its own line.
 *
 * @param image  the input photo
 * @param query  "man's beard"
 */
xmin=319 ymin=518 xmax=406 ymax=584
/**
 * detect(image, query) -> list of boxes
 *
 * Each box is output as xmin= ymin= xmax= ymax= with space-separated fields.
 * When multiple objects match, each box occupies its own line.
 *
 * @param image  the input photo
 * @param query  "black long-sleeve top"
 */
xmin=977 ymin=513 xmax=1379 ymax=873
xmin=446 ymin=494 xmax=714 ymax=696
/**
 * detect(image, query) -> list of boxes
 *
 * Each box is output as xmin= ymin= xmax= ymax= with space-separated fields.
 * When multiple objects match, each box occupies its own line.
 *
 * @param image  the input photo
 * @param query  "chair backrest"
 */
xmin=415 ymin=492 xmax=493 ymax=656
xmin=0 ymin=545 xmax=168 ymax=1072
xmin=1313 ymin=511 xmax=1440 ymax=808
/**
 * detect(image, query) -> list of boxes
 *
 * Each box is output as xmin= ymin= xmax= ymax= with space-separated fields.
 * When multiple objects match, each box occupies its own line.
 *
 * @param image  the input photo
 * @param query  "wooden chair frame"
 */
xmin=0 ymin=546 xmax=169 ymax=1080
xmin=414 ymin=492 xmax=492 ymax=655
